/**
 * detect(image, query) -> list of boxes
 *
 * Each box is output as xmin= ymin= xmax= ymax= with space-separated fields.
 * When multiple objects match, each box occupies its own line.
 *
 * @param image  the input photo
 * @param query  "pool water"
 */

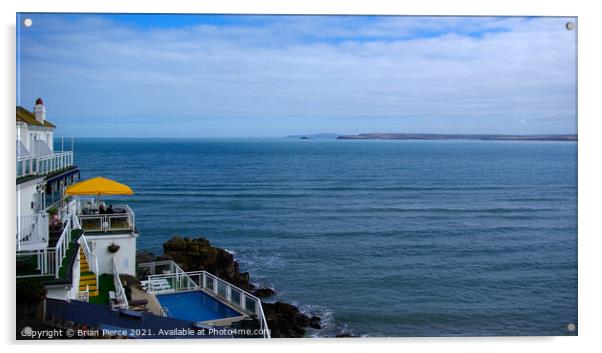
xmin=157 ymin=291 xmax=242 ymax=322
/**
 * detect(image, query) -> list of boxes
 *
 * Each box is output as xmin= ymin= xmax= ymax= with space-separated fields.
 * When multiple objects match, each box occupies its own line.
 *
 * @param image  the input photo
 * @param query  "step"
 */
xmin=88 ymin=290 xmax=99 ymax=297
xmin=80 ymin=274 xmax=96 ymax=280
xmin=80 ymin=266 xmax=90 ymax=272
xmin=79 ymin=279 xmax=97 ymax=286
xmin=79 ymin=285 xmax=97 ymax=291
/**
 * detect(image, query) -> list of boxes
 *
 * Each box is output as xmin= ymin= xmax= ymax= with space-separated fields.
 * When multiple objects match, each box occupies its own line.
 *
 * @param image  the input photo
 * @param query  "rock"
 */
xmin=136 ymin=251 xmax=157 ymax=264
xmin=162 ymin=236 xmax=254 ymax=290
xmin=309 ymin=316 xmax=321 ymax=329
xmin=335 ymin=333 xmax=352 ymax=337
xmin=262 ymin=302 xmax=312 ymax=338
xmin=252 ymin=287 xmax=276 ymax=298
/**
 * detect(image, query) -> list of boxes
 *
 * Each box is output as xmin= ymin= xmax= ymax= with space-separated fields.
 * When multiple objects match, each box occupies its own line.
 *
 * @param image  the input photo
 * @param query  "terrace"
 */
xmin=76 ymin=199 xmax=136 ymax=234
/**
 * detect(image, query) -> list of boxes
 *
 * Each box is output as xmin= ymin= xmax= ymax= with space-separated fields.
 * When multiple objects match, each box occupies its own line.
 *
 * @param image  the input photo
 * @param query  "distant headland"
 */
xmin=336 ymin=133 xmax=577 ymax=141
xmin=286 ymin=133 xmax=340 ymax=139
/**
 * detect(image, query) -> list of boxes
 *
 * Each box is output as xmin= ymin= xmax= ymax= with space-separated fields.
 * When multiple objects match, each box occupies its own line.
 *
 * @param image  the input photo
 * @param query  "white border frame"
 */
xmin=2 ymin=1 xmax=600 ymax=353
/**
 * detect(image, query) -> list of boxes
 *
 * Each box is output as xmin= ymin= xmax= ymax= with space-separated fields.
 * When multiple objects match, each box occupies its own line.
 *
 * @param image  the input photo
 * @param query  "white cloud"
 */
xmin=18 ymin=15 xmax=577 ymax=136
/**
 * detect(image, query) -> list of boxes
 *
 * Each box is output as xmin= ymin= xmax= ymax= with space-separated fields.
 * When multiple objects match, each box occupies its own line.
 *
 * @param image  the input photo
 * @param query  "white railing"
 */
xmin=16 ymin=210 xmax=79 ymax=279
xmin=140 ymin=261 xmax=270 ymax=338
xmin=16 ymin=155 xmax=37 ymax=177
xmin=77 ymin=201 xmax=135 ymax=233
xmin=78 ymin=234 xmax=99 ymax=284
xmin=53 ymin=211 xmax=74 ymax=279
xmin=16 ymin=249 xmax=57 ymax=278
xmin=17 ymin=151 xmax=73 ymax=178
xmin=37 ymin=151 xmax=74 ymax=175
xmin=16 ymin=213 xmax=49 ymax=250
xmin=112 ymin=257 xmax=129 ymax=309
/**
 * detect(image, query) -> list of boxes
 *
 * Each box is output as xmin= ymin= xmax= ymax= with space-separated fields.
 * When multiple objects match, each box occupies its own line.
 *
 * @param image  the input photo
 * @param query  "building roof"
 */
xmin=16 ymin=106 xmax=56 ymax=128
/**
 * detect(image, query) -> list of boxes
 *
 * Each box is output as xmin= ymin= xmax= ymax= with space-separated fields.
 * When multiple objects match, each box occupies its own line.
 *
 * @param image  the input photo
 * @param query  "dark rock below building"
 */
xmin=252 ymin=287 xmax=276 ymax=298
xmin=262 ymin=302 xmax=321 ymax=338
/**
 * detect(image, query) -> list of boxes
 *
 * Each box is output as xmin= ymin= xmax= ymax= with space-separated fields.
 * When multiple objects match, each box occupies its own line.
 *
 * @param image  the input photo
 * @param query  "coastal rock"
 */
xmin=136 ymin=251 xmax=157 ymax=264
xmin=309 ymin=316 xmax=322 ymax=329
xmin=262 ymin=302 xmax=319 ymax=338
xmin=252 ymin=287 xmax=276 ymax=298
xmin=162 ymin=236 xmax=254 ymax=290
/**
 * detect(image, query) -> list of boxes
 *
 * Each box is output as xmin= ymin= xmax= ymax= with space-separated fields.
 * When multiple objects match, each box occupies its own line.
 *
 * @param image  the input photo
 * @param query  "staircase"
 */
xmin=79 ymin=248 xmax=99 ymax=297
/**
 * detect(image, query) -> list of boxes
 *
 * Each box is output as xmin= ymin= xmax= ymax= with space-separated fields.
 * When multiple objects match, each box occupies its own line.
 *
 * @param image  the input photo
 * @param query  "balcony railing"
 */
xmin=76 ymin=200 xmax=135 ymax=233
xmin=17 ymin=151 xmax=74 ymax=178
xmin=16 ymin=210 xmax=75 ymax=279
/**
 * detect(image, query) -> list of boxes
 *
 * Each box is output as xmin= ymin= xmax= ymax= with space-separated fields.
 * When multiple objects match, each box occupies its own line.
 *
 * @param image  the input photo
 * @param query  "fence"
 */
xmin=17 ymin=151 xmax=73 ymax=178
xmin=77 ymin=203 xmax=135 ymax=233
xmin=139 ymin=261 xmax=270 ymax=338
xmin=16 ymin=211 xmax=74 ymax=279
xmin=16 ymin=248 xmax=57 ymax=278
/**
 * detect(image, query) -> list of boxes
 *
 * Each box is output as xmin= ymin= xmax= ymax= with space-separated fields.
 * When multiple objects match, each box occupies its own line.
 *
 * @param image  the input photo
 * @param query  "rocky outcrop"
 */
xmin=161 ymin=236 xmax=254 ymax=290
xmin=262 ymin=302 xmax=321 ymax=338
xmin=252 ymin=287 xmax=276 ymax=298
xmin=138 ymin=236 xmax=322 ymax=338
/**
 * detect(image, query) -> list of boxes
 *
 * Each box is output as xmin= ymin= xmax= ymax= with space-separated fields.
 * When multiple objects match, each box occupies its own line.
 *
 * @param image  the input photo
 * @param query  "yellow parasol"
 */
xmin=65 ymin=176 xmax=134 ymax=196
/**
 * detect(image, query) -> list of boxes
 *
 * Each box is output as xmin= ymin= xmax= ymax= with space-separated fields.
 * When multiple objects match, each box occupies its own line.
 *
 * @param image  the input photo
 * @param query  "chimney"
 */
xmin=33 ymin=98 xmax=46 ymax=124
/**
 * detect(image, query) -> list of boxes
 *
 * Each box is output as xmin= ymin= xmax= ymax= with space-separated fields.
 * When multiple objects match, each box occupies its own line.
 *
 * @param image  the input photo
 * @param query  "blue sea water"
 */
xmin=71 ymin=138 xmax=577 ymax=337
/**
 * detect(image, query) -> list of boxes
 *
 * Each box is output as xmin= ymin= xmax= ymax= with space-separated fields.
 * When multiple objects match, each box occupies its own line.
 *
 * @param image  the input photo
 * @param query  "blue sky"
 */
xmin=17 ymin=14 xmax=577 ymax=137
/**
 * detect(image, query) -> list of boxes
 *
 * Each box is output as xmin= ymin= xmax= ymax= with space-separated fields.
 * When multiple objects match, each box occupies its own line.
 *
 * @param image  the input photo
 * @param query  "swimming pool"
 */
xmin=156 ymin=291 xmax=242 ymax=323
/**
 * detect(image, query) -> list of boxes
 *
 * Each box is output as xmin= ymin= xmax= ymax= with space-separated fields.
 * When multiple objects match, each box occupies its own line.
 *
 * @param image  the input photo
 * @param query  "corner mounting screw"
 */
xmin=565 ymin=21 xmax=575 ymax=31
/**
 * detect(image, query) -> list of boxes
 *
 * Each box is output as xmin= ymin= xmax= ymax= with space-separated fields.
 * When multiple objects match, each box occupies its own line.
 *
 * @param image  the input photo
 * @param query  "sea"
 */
xmin=70 ymin=137 xmax=577 ymax=337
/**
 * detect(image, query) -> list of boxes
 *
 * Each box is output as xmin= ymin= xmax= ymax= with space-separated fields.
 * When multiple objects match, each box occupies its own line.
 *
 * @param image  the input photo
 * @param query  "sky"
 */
xmin=16 ymin=14 xmax=577 ymax=137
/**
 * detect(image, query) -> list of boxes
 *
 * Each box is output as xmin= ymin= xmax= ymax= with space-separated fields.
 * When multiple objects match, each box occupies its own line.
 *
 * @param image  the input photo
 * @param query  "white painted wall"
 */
xmin=16 ymin=122 xmax=29 ymax=153
xmin=45 ymin=285 xmax=69 ymax=301
xmin=87 ymin=233 xmax=138 ymax=276
xmin=16 ymin=179 xmax=42 ymax=219
xmin=16 ymin=122 xmax=54 ymax=154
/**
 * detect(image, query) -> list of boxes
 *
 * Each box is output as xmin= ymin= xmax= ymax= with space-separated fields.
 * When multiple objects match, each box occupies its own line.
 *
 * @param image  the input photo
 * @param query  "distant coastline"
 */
xmin=286 ymin=133 xmax=340 ymax=139
xmin=336 ymin=133 xmax=577 ymax=141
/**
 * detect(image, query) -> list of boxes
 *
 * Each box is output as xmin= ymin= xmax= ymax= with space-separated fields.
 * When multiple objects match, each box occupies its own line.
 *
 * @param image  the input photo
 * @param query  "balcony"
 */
xmin=76 ymin=199 xmax=136 ymax=233
xmin=17 ymin=151 xmax=74 ymax=178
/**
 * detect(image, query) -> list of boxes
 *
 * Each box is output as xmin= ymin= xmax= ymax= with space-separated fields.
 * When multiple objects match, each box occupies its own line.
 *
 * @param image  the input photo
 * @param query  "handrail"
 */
xmin=78 ymin=234 xmax=99 ymax=285
xmin=112 ymin=257 xmax=129 ymax=309
xmin=17 ymin=151 xmax=73 ymax=178
xmin=53 ymin=211 xmax=73 ymax=278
